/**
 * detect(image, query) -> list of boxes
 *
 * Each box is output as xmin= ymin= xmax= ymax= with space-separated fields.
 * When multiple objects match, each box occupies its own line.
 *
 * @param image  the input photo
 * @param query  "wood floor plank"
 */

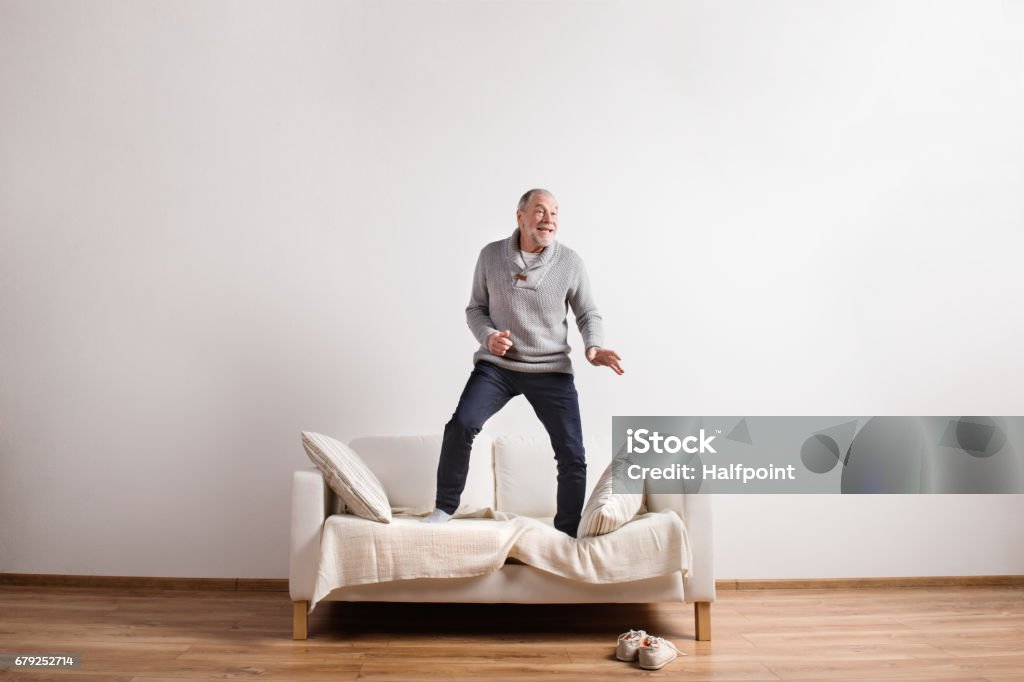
xmin=0 ymin=584 xmax=1020 ymax=679
xmin=763 ymin=654 xmax=1024 ymax=680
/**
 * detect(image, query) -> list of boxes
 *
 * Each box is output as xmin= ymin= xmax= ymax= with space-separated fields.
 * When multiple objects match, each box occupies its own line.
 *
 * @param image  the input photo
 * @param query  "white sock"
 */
xmin=422 ymin=508 xmax=452 ymax=523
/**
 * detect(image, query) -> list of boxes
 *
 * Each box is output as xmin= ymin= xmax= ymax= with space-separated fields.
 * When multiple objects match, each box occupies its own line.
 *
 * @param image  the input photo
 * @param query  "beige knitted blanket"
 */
xmin=310 ymin=510 xmax=689 ymax=612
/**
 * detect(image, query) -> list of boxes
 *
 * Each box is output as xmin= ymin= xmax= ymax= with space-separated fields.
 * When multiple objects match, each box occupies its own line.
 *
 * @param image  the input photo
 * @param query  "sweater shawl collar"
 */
xmin=506 ymin=228 xmax=558 ymax=290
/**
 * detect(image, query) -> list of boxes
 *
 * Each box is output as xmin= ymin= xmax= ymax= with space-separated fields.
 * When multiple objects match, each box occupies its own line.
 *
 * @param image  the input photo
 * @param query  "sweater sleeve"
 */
xmin=568 ymin=258 xmax=605 ymax=350
xmin=465 ymin=249 xmax=500 ymax=345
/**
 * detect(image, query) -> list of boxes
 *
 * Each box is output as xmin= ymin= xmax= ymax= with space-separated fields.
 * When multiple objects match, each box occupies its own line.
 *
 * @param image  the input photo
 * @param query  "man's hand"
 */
xmin=587 ymin=346 xmax=624 ymax=375
xmin=488 ymin=330 xmax=513 ymax=356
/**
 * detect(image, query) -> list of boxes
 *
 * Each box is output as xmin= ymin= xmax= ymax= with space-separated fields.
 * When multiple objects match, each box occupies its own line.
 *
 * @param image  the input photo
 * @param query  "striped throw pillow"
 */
xmin=301 ymin=431 xmax=392 ymax=523
xmin=577 ymin=460 xmax=644 ymax=538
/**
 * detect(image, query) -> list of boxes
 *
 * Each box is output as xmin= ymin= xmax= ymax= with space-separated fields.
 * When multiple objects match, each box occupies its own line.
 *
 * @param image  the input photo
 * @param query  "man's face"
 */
xmin=517 ymin=193 xmax=558 ymax=253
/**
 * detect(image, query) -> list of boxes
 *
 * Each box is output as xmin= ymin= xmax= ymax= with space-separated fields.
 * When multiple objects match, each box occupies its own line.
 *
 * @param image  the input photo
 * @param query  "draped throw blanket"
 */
xmin=310 ymin=510 xmax=690 ymax=612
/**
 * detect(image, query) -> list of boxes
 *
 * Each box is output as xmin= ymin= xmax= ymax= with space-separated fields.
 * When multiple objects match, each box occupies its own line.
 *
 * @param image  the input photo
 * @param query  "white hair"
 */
xmin=517 ymin=188 xmax=556 ymax=212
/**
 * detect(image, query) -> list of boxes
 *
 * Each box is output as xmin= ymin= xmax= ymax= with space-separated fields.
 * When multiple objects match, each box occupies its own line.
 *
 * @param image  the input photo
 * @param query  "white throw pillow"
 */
xmin=577 ymin=459 xmax=644 ymax=538
xmin=301 ymin=431 xmax=392 ymax=523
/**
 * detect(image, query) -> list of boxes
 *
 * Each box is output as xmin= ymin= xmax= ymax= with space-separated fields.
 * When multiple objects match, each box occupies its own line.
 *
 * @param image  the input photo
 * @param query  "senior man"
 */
xmin=423 ymin=188 xmax=623 ymax=537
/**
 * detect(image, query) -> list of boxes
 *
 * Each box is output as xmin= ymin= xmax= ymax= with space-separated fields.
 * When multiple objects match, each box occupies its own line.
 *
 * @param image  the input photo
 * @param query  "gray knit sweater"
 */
xmin=466 ymin=228 xmax=605 ymax=374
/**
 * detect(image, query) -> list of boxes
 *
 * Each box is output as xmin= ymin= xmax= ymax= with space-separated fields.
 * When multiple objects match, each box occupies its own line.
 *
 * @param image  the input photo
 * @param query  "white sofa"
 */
xmin=289 ymin=434 xmax=715 ymax=640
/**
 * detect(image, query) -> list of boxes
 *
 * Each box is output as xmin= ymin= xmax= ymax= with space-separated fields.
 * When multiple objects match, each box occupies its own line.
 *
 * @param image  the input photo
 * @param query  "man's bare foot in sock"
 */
xmin=422 ymin=509 xmax=452 ymax=524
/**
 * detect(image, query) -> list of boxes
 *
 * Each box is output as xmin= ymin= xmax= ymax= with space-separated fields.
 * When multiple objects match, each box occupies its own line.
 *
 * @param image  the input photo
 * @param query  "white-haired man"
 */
xmin=424 ymin=189 xmax=623 ymax=536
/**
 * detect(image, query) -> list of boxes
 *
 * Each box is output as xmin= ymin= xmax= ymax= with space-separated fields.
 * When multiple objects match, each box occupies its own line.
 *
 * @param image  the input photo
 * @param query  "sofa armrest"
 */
xmin=645 ymin=492 xmax=716 ymax=603
xmin=289 ymin=467 xmax=333 ymax=602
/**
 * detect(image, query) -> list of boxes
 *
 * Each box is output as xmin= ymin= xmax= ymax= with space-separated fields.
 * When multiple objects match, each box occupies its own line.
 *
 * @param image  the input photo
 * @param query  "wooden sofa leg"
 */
xmin=293 ymin=601 xmax=308 ymax=640
xmin=694 ymin=601 xmax=711 ymax=641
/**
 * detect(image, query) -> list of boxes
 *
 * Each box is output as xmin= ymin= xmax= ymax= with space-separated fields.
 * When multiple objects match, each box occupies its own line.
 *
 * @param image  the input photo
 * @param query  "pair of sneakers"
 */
xmin=615 ymin=629 xmax=682 ymax=670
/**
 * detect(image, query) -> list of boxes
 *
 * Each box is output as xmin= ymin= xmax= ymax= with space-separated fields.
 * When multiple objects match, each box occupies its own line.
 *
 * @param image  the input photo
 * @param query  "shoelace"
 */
xmin=619 ymin=629 xmax=645 ymax=643
xmin=643 ymin=636 xmax=679 ymax=652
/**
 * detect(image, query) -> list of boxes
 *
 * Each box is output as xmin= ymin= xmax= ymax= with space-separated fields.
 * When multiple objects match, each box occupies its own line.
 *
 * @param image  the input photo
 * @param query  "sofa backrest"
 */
xmin=348 ymin=434 xmax=495 ymax=512
xmin=346 ymin=433 xmax=615 ymax=517
xmin=493 ymin=435 xmax=612 ymax=517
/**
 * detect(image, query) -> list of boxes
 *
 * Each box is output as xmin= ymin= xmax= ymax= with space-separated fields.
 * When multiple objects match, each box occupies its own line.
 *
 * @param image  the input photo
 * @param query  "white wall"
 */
xmin=1 ymin=0 xmax=1022 ymax=580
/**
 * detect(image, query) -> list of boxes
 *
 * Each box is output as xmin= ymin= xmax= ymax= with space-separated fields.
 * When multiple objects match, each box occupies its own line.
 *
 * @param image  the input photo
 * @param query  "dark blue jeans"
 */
xmin=435 ymin=361 xmax=587 ymax=537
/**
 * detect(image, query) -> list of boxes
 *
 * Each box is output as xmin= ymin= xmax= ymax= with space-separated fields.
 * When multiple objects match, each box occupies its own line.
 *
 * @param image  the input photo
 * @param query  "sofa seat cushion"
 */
xmin=310 ymin=510 xmax=688 ymax=611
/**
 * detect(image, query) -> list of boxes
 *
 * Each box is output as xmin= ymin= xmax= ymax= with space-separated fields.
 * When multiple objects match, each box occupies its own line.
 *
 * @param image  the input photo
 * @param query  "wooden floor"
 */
xmin=1 ymin=584 xmax=1022 ymax=680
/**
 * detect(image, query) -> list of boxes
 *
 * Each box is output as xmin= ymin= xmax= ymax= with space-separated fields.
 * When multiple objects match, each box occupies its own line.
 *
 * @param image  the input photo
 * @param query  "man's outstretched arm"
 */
xmin=569 ymin=260 xmax=624 ymax=375
xmin=465 ymin=250 xmax=500 ymax=345
xmin=465 ymin=250 xmax=516 ymax=356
